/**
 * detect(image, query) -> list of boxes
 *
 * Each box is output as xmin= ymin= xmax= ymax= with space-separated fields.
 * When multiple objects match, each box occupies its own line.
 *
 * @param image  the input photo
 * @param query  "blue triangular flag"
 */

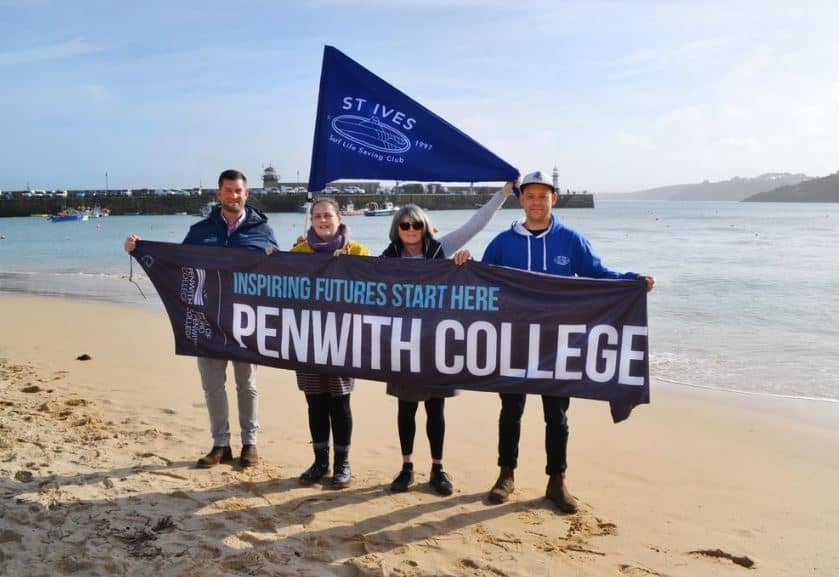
xmin=308 ymin=46 xmax=518 ymax=191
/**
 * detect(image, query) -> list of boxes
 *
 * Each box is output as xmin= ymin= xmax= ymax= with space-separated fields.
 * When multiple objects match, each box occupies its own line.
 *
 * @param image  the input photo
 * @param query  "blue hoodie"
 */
xmin=183 ymin=204 xmax=279 ymax=251
xmin=481 ymin=216 xmax=637 ymax=279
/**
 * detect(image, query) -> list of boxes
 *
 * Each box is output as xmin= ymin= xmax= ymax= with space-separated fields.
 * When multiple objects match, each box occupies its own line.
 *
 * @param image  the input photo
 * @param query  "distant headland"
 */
xmin=597 ymin=171 xmax=838 ymax=203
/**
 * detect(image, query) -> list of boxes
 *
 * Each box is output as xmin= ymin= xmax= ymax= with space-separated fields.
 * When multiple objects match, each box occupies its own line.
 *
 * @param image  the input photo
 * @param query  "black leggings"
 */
xmin=305 ymin=393 xmax=352 ymax=451
xmin=397 ymin=398 xmax=445 ymax=460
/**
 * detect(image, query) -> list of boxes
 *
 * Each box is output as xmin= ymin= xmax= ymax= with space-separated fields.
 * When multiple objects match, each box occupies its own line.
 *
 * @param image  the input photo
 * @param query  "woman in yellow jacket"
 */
xmin=291 ymin=198 xmax=370 ymax=488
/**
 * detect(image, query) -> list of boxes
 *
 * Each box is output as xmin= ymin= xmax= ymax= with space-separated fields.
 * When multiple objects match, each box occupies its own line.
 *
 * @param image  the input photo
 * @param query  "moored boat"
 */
xmin=340 ymin=202 xmax=366 ymax=216
xmin=364 ymin=201 xmax=398 ymax=216
xmin=49 ymin=209 xmax=88 ymax=222
xmin=199 ymin=202 xmax=216 ymax=218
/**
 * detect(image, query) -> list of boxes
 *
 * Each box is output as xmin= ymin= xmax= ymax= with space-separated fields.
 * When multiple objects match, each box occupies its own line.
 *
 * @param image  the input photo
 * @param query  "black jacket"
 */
xmin=183 ymin=204 xmax=279 ymax=251
xmin=381 ymin=238 xmax=444 ymax=260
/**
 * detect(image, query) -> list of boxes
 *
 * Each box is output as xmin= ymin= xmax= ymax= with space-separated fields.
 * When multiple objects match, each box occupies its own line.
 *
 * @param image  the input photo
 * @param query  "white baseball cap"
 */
xmin=520 ymin=170 xmax=555 ymax=193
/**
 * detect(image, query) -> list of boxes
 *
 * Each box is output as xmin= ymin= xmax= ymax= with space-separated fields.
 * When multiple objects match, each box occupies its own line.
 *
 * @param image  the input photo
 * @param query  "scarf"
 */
xmin=307 ymin=223 xmax=351 ymax=253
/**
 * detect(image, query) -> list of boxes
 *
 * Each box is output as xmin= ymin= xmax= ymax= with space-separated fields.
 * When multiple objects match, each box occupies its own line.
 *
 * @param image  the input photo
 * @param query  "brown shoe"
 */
xmin=546 ymin=474 xmax=578 ymax=513
xmin=196 ymin=446 xmax=233 ymax=468
xmin=240 ymin=444 xmax=259 ymax=468
xmin=488 ymin=467 xmax=515 ymax=503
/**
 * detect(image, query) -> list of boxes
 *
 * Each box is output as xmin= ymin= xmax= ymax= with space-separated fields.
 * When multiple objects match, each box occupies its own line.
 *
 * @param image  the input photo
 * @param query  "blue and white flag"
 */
xmin=308 ymin=46 xmax=518 ymax=192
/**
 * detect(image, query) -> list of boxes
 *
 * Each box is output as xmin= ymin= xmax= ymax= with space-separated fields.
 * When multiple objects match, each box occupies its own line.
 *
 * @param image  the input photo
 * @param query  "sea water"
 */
xmin=1 ymin=201 xmax=837 ymax=402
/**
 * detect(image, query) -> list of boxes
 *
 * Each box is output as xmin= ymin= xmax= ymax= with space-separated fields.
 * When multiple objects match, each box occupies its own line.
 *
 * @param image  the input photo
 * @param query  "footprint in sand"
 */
xmin=618 ymin=564 xmax=669 ymax=577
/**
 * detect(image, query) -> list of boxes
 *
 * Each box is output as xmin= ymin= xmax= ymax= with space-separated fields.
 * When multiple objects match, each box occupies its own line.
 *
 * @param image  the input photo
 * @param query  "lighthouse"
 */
xmin=262 ymin=165 xmax=280 ymax=190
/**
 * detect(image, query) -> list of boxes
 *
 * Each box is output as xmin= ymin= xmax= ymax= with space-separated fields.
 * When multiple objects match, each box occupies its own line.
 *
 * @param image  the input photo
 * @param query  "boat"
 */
xmin=199 ymin=202 xmax=216 ymax=218
xmin=340 ymin=202 xmax=366 ymax=216
xmin=298 ymin=201 xmax=312 ymax=214
xmin=49 ymin=209 xmax=89 ymax=222
xmin=364 ymin=201 xmax=398 ymax=216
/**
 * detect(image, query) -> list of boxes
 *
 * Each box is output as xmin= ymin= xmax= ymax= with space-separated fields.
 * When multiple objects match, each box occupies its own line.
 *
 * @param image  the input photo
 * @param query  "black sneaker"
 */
xmin=390 ymin=468 xmax=415 ymax=493
xmin=430 ymin=469 xmax=454 ymax=496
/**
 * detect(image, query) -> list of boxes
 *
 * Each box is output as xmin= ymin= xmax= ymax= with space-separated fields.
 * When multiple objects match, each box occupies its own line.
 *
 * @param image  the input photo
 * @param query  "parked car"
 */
xmin=324 ymin=186 xmax=340 ymax=194
xmin=342 ymin=186 xmax=365 ymax=194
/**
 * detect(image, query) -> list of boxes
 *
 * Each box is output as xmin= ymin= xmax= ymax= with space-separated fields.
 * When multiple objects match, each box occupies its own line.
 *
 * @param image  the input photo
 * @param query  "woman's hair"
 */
xmin=388 ymin=204 xmax=434 ymax=244
xmin=311 ymin=197 xmax=340 ymax=215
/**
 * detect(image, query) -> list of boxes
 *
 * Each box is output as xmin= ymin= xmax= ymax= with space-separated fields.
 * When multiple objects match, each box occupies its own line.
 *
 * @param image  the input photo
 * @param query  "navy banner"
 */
xmin=308 ymin=46 xmax=519 ymax=191
xmin=133 ymin=241 xmax=650 ymax=422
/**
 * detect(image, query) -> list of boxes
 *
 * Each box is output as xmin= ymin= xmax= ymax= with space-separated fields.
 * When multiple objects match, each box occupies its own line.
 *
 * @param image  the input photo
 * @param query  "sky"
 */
xmin=2 ymin=0 xmax=838 ymax=192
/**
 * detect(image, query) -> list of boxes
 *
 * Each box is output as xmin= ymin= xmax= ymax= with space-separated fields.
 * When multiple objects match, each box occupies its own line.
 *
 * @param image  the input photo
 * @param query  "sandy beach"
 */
xmin=1 ymin=294 xmax=837 ymax=576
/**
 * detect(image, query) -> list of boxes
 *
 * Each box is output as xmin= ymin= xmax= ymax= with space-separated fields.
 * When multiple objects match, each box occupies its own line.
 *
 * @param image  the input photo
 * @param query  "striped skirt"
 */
xmin=295 ymin=370 xmax=355 ymax=396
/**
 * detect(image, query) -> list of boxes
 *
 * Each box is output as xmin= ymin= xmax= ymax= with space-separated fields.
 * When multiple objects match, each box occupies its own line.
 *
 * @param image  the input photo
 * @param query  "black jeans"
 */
xmin=498 ymin=393 xmax=570 ymax=475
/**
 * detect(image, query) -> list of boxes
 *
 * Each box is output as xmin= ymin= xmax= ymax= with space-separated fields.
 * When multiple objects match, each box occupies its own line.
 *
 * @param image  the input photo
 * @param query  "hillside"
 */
xmin=743 ymin=171 xmax=839 ymax=202
xmin=601 ymin=173 xmax=810 ymax=201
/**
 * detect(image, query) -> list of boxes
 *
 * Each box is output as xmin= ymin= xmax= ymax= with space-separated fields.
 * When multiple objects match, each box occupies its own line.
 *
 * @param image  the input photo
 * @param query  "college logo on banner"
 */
xmin=180 ymin=267 xmax=206 ymax=306
xmin=308 ymin=45 xmax=518 ymax=191
xmin=133 ymin=241 xmax=651 ymax=423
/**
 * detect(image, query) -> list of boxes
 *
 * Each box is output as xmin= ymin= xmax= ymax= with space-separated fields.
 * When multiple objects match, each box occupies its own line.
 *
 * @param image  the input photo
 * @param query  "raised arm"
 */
xmin=437 ymin=181 xmax=514 ymax=256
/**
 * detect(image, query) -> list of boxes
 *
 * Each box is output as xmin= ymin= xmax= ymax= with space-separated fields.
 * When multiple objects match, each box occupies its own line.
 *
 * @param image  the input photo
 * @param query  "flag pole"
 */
xmin=303 ymin=189 xmax=313 ymax=235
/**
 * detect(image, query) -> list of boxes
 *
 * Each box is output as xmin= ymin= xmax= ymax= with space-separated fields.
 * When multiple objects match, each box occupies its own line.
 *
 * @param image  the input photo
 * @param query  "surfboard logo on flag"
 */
xmin=332 ymin=114 xmax=412 ymax=154
xmin=308 ymin=46 xmax=518 ymax=191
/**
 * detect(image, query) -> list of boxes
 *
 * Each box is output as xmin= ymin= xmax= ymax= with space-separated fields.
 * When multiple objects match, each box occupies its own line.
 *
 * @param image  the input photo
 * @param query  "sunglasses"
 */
xmin=398 ymin=221 xmax=424 ymax=231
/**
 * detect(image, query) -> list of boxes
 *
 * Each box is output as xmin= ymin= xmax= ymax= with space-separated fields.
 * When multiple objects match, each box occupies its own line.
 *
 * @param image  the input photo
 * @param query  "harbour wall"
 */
xmin=0 ymin=192 xmax=593 ymax=217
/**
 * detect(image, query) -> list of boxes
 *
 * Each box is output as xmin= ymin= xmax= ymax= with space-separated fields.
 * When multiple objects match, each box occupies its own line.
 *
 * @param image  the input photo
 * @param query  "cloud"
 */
xmin=80 ymin=83 xmax=112 ymax=104
xmin=0 ymin=38 xmax=101 ymax=66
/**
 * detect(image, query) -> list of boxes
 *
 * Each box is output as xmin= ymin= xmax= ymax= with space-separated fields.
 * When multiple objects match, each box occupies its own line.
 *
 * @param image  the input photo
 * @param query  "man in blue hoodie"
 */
xmin=124 ymin=169 xmax=279 ymax=469
xmin=481 ymin=170 xmax=655 ymax=513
